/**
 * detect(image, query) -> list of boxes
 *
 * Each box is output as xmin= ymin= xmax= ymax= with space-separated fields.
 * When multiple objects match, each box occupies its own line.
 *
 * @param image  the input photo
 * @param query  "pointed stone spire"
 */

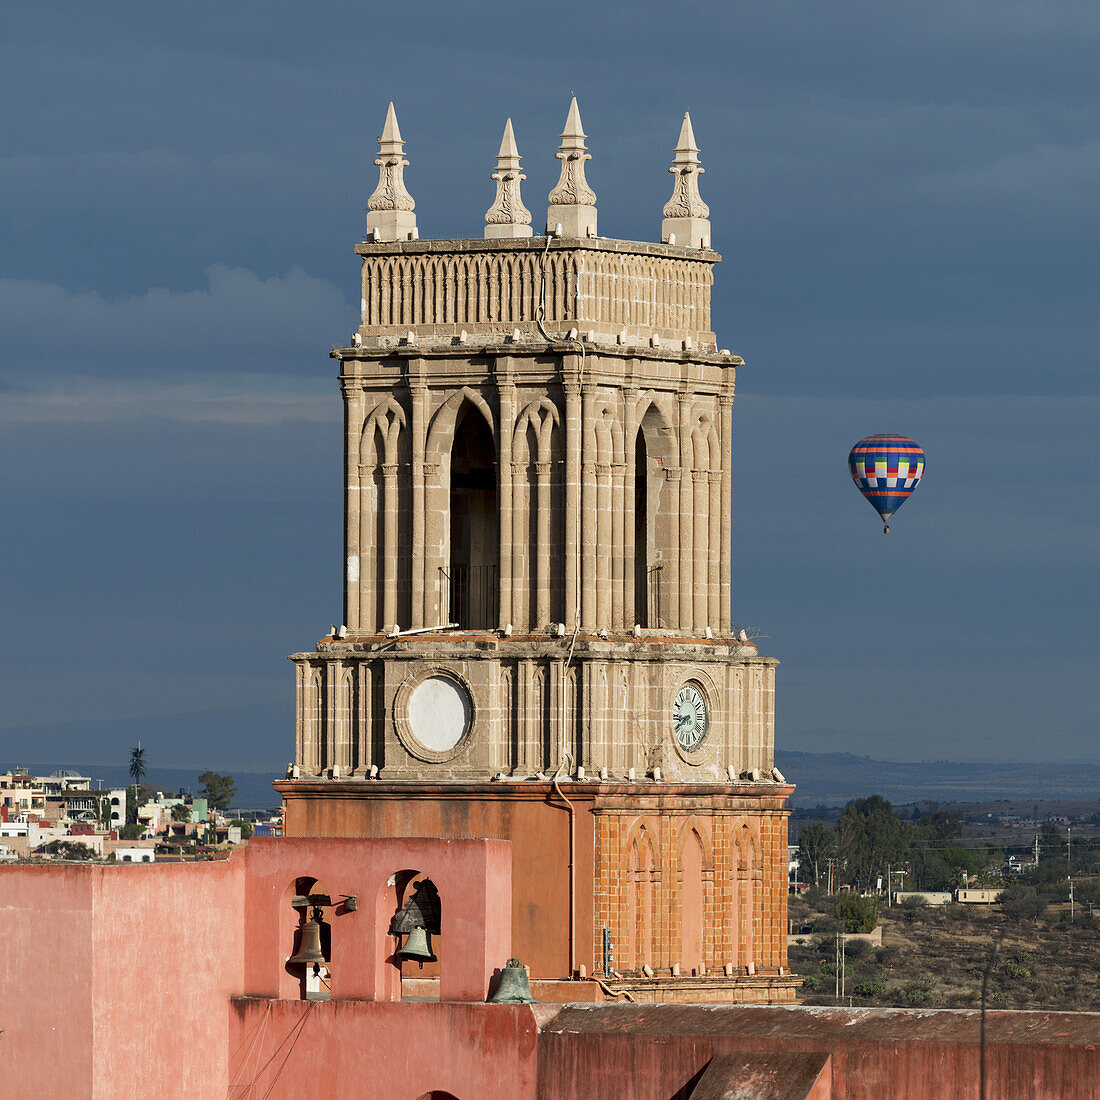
xmin=547 ymin=97 xmax=597 ymax=238
xmin=366 ymin=102 xmax=417 ymax=242
xmin=661 ymin=112 xmax=711 ymax=249
xmin=485 ymin=119 xmax=533 ymax=239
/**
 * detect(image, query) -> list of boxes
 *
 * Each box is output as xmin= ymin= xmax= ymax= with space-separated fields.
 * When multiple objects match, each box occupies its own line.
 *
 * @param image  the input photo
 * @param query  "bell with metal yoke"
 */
xmin=288 ymin=908 xmax=328 ymax=968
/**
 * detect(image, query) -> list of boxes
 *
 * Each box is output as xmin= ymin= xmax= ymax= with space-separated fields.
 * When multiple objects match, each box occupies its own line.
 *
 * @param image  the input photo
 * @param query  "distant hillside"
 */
xmin=777 ymin=750 xmax=1100 ymax=806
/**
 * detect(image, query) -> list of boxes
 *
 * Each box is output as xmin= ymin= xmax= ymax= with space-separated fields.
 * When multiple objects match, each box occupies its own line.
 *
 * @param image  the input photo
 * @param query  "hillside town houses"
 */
xmin=0 ymin=768 xmax=281 ymax=862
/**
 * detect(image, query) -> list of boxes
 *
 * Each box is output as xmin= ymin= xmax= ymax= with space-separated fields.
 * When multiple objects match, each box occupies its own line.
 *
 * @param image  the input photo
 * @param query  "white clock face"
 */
xmin=408 ymin=675 xmax=471 ymax=752
xmin=673 ymin=683 xmax=708 ymax=752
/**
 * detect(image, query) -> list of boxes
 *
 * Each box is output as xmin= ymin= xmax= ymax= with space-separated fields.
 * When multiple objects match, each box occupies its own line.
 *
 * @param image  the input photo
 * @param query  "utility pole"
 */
xmin=1068 ymin=826 xmax=1074 ymax=922
xmin=1035 ymin=832 xmax=1040 ymax=867
xmin=835 ymin=931 xmax=846 ymax=1001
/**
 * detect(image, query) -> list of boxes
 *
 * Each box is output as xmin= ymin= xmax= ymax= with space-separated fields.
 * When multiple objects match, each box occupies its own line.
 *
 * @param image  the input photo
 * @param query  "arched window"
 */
xmin=449 ymin=405 xmax=498 ymax=628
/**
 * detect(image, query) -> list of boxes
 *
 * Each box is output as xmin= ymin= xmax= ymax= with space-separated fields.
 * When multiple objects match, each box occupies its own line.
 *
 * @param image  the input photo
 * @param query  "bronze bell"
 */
xmin=395 ymin=926 xmax=436 ymax=968
xmin=288 ymin=914 xmax=327 ymax=968
xmin=487 ymin=957 xmax=536 ymax=1003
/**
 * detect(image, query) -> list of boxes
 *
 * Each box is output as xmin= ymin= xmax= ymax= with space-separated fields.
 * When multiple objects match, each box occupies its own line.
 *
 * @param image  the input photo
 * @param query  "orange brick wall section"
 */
xmin=595 ymin=798 xmax=789 ymax=978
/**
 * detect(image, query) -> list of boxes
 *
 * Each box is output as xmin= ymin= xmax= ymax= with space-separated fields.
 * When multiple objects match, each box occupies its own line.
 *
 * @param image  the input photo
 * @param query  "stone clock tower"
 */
xmin=277 ymin=101 xmax=800 ymax=1004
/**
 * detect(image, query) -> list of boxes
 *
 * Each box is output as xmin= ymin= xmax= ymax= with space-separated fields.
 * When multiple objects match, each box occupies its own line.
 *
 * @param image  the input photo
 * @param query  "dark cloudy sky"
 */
xmin=1 ymin=1 xmax=1097 ymax=773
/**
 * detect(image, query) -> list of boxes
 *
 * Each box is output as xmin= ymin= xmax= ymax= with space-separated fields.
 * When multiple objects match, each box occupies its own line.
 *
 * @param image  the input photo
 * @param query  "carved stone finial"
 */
xmin=547 ymin=97 xmax=597 ymax=238
xmin=366 ymin=102 xmax=417 ymax=242
xmin=485 ymin=118 xmax=533 ymax=239
xmin=661 ymin=112 xmax=711 ymax=249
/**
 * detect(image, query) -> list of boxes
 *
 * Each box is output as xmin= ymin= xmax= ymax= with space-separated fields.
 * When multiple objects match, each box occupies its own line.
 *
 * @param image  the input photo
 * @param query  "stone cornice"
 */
xmin=275 ymin=778 xmax=793 ymax=812
xmin=352 ymin=235 xmax=719 ymax=262
xmin=333 ymin=341 xmax=742 ymax=368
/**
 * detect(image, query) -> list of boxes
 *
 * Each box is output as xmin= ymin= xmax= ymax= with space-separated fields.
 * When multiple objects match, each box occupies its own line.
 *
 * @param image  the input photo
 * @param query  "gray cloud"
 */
xmin=1 ymin=0 xmax=1097 ymax=766
xmin=0 ymin=265 xmax=352 ymax=375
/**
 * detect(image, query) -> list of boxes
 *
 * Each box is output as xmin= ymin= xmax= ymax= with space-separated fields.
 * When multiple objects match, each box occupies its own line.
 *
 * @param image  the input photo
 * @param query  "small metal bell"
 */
xmin=288 ymin=915 xmax=327 ymax=967
xmin=487 ymin=957 xmax=537 ymax=1003
xmin=395 ymin=926 xmax=436 ymax=968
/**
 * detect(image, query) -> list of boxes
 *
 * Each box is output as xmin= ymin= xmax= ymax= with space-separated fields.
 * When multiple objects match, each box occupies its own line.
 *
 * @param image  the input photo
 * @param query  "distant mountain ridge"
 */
xmin=776 ymin=750 xmax=1100 ymax=806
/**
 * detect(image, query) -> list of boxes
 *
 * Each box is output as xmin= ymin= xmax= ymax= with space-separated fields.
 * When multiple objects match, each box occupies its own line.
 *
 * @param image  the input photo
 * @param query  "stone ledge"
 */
xmin=352 ymin=235 xmax=721 ymax=263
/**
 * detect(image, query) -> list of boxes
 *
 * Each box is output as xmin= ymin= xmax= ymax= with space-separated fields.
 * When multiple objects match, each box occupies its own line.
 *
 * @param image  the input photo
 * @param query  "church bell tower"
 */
xmin=277 ymin=101 xmax=799 ymax=1004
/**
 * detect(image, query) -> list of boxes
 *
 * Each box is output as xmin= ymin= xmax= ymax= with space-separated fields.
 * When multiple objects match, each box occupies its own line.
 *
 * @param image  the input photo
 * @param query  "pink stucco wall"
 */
xmin=227 ymin=1000 xmax=540 ymax=1100
xmin=0 ymin=837 xmax=512 ymax=1097
xmin=5 ymin=843 xmax=1097 ymax=1099
xmin=0 ymin=866 xmax=94 ymax=1097
xmin=0 ymin=861 xmax=242 ymax=1098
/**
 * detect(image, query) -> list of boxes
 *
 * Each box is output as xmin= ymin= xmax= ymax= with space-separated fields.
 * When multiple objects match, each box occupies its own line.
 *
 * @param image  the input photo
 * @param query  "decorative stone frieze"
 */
xmin=352 ymin=238 xmax=718 ymax=349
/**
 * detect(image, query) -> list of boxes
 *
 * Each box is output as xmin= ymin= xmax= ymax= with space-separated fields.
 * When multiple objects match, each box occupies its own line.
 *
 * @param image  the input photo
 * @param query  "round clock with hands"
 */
xmin=672 ymin=682 xmax=708 ymax=752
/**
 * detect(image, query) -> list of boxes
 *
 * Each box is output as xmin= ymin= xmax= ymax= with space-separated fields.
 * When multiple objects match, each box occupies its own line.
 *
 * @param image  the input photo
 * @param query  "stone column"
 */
xmin=382 ymin=462 xmax=399 ymax=632
xmin=325 ymin=660 xmax=338 ymax=773
xmin=497 ymin=359 xmax=516 ymax=629
xmin=354 ymin=663 xmax=371 ymax=775
xmin=708 ymin=470 xmax=721 ymax=629
xmin=535 ymin=461 xmax=552 ymax=628
xmin=512 ymin=459 xmax=527 ymax=628
xmin=581 ymin=385 xmax=597 ymax=628
xmin=677 ymin=393 xmax=693 ymax=630
xmin=595 ymin=461 xmax=611 ymax=626
xmin=343 ymin=382 xmax=364 ymax=632
xmin=719 ymin=392 xmax=734 ymax=632
xmin=693 ymin=468 xmax=708 ymax=630
xmin=623 ymin=384 xmax=638 ymax=628
xmin=611 ymin=459 xmax=625 ymax=629
xmin=294 ymin=660 xmax=305 ymax=768
xmin=563 ymin=363 xmax=582 ymax=628
xmin=357 ymin=461 xmax=375 ymax=633
xmin=335 ymin=666 xmax=353 ymax=774
xmin=409 ymin=368 xmax=428 ymax=629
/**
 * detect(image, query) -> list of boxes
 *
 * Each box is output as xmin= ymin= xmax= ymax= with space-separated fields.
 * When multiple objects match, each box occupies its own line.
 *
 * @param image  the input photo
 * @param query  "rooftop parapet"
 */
xmin=351 ymin=236 xmax=719 ymax=350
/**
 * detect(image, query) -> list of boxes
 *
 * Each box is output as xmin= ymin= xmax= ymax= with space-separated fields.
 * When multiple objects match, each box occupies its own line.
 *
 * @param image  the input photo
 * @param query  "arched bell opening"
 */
xmin=285 ymin=875 xmax=333 ymax=1001
xmin=387 ymin=874 xmax=443 ymax=1001
xmin=448 ymin=405 xmax=498 ymax=629
xmin=414 ymin=1092 xmax=461 ymax=1100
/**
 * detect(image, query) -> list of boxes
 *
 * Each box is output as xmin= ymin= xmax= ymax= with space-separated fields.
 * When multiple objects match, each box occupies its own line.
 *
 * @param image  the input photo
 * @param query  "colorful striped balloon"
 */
xmin=848 ymin=435 xmax=924 ymax=533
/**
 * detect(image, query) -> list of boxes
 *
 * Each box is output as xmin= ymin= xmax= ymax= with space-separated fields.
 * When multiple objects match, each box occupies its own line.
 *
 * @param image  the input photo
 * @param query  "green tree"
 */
xmin=230 ymin=819 xmax=254 ymax=840
xmin=128 ymin=744 xmax=146 ymax=824
xmin=797 ymin=823 xmax=836 ymax=888
xmin=1001 ymin=884 xmax=1045 ymax=922
xmin=835 ymin=796 xmax=910 ymax=891
xmin=128 ymin=743 xmax=146 ymax=787
xmin=118 ymin=823 xmax=145 ymax=840
xmin=834 ymin=892 xmax=878 ymax=933
xmin=43 ymin=840 xmax=97 ymax=860
xmin=198 ymin=772 xmax=237 ymax=813
xmin=170 ymin=802 xmax=192 ymax=823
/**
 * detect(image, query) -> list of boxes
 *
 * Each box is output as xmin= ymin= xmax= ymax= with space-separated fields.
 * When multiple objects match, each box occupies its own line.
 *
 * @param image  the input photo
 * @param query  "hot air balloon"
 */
xmin=848 ymin=435 xmax=924 ymax=533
